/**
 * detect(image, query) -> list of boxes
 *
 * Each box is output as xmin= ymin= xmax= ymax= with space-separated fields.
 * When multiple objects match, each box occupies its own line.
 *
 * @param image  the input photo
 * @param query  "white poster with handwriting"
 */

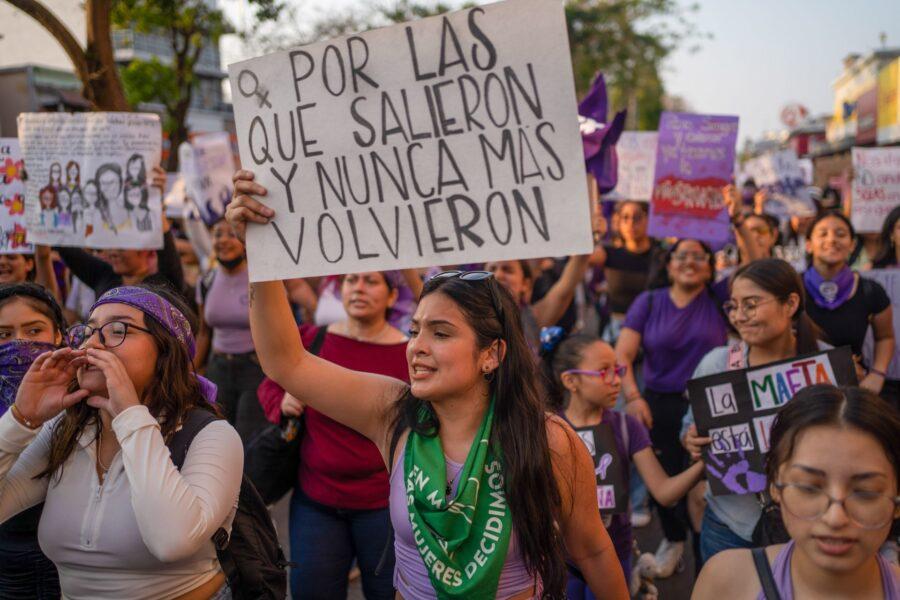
xmin=228 ymin=0 xmax=591 ymax=281
xmin=183 ymin=132 xmax=236 ymax=225
xmin=17 ymin=113 xmax=163 ymax=249
xmin=852 ymin=147 xmax=900 ymax=233
xmin=0 ymin=139 xmax=32 ymax=254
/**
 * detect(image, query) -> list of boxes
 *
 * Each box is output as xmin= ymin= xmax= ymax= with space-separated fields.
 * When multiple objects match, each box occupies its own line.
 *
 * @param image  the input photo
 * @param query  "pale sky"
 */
xmin=221 ymin=0 xmax=900 ymax=145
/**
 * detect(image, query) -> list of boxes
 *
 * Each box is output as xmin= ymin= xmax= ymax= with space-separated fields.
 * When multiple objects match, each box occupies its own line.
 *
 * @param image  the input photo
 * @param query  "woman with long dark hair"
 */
xmin=802 ymin=211 xmax=893 ymax=394
xmin=615 ymin=238 xmax=729 ymax=577
xmin=0 ymin=284 xmax=242 ymax=598
xmin=227 ymin=170 xmax=629 ymax=599
xmin=692 ymin=385 xmax=900 ymax=598
xmin=0 ymin=283 xmax=66 ymax=599
xmin=683 ymin=258 xmax=829 ymax=564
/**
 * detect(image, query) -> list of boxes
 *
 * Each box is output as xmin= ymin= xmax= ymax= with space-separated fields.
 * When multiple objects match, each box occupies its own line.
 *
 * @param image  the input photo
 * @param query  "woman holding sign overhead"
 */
xmin=801 ymin=211 xmax=893 ymax=396
xmin=227 ymin=170 xmax=630 ymax=600
xmin=682 ymin=258 xmax=831 ymax=564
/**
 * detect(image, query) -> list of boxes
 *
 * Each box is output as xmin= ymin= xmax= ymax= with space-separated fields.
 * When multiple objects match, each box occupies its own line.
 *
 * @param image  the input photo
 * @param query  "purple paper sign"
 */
xmin=648 ymin=112 xmax=739 ymax=244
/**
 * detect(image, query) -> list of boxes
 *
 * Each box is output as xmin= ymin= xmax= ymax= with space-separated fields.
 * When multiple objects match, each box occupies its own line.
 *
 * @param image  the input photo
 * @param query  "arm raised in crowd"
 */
xmin=227 ymin=170 xmax=407 ymax=451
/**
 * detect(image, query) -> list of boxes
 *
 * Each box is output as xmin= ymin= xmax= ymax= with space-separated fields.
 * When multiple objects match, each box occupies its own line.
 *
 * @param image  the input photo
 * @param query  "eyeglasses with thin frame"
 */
xmin=773 ymin=481 xmax=900 ymax=530
xmin=563 ymin=365 xmax=627 ymax=383
xmin=67 ymin=321 xmax=153 ymax=349
xmin=671 ymin=251 xmax=709 ymax=263
xmin=723 ymin=297 xmax=778 ymax=320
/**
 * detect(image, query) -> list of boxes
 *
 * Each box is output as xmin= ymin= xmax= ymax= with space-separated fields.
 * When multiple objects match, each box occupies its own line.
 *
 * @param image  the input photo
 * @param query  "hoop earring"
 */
xmin=483 ymin=369 xmax=495 ymax=382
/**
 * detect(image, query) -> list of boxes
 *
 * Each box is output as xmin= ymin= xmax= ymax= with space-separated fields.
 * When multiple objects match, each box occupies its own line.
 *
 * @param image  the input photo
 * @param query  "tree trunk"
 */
xmin=84 ymin=0 xmax=129 ymax=110
xmin=5 ymin=0 xmax=128 ymax=111
xmin=165 ymin=97 xmax=192 ymax=171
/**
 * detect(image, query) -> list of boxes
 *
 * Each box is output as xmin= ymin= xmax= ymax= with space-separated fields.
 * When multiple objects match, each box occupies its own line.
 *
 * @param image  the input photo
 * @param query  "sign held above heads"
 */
xmin=647 ymin=111 xmax=739 ymax=245
xmin=227 ymin=0 xmax=592 ymax=282
xmin=742 ymin=149 xmax=816 ymax=219
xmin=614 ymin=131 xmax=657 ymax=202
xmin=0 ymin=139 xmax=32 ymax=254
xmin=688 ymin=346 xmax=856 ymax=497
xmin=17 ymin=113 xmax=164 ymax=250
xmin=851 ymin=147 xmax=900 ymax=233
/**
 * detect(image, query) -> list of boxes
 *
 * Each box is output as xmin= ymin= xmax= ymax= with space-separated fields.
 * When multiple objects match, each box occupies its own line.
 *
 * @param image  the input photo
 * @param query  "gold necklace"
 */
xmin=96 ymin=430 xmax=110 ymax=473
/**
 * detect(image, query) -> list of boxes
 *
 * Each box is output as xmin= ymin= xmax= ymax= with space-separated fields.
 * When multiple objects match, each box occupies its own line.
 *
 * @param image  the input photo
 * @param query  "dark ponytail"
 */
xmin=542 ymin=334 xmax=598 ymax=412
xmin=731 ymin=258 xmax=821 ymax=354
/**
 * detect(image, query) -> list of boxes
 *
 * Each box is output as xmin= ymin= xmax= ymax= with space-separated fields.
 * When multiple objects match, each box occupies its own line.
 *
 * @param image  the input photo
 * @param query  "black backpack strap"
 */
xmin=752 ymin=547 xmax=782 ymax=600
xmin=308 ymin=326 xmax=328 ymax=356
xmin=167 ymin=409 xmax=221 ymax=470
xmin=199 ymin=268 xmax=217 ymax=306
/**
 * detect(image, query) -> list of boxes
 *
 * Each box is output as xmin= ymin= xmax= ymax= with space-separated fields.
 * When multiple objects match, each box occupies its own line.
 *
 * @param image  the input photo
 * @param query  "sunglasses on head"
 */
xmin=427 ymin=270 xmax=503 ymax=321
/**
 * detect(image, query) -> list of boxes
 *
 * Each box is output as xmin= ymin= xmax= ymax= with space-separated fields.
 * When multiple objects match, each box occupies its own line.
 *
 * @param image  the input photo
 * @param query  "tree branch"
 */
xmin=5 ymin=0 xmax=89 ymax=81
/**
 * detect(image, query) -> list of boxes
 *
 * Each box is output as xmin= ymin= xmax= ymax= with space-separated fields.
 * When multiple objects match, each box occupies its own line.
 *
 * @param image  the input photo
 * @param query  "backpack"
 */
xmin=167 ymin=410 xmax=289 ymax=600
xmin=199 ymin=268 xmax=217 ymax=306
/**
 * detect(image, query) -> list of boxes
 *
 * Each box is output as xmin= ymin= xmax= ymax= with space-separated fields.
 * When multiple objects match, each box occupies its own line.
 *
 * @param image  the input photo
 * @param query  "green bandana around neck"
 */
xmin=403 ymin=398 xmax=513 ymax=599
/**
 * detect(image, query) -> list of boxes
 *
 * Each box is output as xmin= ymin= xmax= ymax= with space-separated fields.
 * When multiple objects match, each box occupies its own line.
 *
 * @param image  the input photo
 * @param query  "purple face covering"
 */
xmin=0 ymin=340 xmax=57 ymax=416
xmin=803 ymin=266 xmax=855 ymax=310
xmin=90 ymin=286 xmax=217 ymax=403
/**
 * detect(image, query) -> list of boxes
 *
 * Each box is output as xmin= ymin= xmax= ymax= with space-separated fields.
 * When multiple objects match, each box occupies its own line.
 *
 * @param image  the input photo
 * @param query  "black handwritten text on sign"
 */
xmin=227 ymin=0 xmax=592 ymax=281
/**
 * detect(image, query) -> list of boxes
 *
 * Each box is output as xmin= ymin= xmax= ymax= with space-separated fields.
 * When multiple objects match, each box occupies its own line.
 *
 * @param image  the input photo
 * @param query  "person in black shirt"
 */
xmin=802 ymin=211 xmax=893 ymax=395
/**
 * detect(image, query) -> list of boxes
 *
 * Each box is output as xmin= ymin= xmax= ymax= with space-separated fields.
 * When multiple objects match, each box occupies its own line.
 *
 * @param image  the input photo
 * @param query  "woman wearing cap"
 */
xmin=0 ymin=284 xmax=242 ymax=599
xmin=228 ymin=171 xmax=629 ymax=600
xmin=257 ymin=270 xmax=409 ymax=600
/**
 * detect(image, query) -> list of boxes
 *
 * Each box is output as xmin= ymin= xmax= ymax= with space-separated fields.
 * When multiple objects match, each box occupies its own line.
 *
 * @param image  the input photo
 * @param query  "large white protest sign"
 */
xmin=615 ymin=131 xmax=657 ymax=201
xmin=851 ymin=147 xmax=900 ymax=233
xmin=743 ymin=149 xmax=815 ymax=219
xmin=181 ymin=132 xmax=236 ymax=225
xmin=0 ymin=139 xmax=32 ymax=254
xmin=17 ymin=113 xmax=163 ymax=250
xmin=228 ymin=0 xmax=591 ymax=281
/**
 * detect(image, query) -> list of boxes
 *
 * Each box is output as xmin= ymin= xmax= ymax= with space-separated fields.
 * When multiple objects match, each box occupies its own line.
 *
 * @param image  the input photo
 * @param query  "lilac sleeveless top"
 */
xmin=757 ymin=541 xmax=899 ymax=600
xmin=390 ymin=445 xmax=537 ymax=599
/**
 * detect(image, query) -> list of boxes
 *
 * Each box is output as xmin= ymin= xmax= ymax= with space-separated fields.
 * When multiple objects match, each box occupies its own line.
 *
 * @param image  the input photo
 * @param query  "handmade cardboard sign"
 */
xmin=861 ymin=270 xmax=900 ymax=380
xmin=572 ymin=422 xmax=628 ymax=515
xmin=228 ymin=0 xmax=591 ymax=281
xmin=0 ymin=139 xmax=32 ymax=254
xmin=851 ymin=147 xmax=900 ymax=233
xmin=647 ymin=112 xmax=739 ymax=244
xmin=743 ymin=149 xmax=816 ymax=219
xmin=17 ymin=113 xmax=163 ymax=250
xmin=688 ymin=346 xmax=856 ymax=496
xmin=182 ymin=133 xmax=236 ymax=225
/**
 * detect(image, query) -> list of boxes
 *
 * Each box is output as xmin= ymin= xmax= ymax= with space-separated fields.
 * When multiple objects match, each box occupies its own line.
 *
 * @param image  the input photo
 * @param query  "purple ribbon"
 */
xmin=0 ymin=341 xmax=57 ymax=415
xmin=90 ymin=286 xmax=216 ymax=404
xmin=803 ymin=266 xmax=855 ymax=310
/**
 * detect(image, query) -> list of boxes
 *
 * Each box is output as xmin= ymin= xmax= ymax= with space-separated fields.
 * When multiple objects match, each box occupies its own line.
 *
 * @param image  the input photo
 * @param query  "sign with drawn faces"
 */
xmin=17 ymin=113 xmax=163 ymax=250
xmin=0 ymin=139 xmax=32 ymax=254
xmin=572 ymin=421 xmax=628 ymax=515
xmin=688 ymin=346 xmax=856 ymax=496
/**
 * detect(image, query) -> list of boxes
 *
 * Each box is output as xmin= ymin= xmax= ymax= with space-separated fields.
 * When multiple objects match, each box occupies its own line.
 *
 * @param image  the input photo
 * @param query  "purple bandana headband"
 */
xmin=89 ymin=286 xmax=217 ymax=404
xmin=0 ymin=341 xmax=58 ymax=415
xmin=91 ymin=286 xmax=196 ymax=358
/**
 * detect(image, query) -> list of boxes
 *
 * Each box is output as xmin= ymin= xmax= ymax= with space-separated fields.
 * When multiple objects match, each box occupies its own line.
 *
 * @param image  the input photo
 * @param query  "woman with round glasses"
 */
xmin=692 ymin=385 xmax=900 ymax=599
xmin=0 ymin=284 xmax=243 ymax=599
xmin=683 ymin=258 xmax=828 ymax=564
xmin=545 ymin=334 xmax=705 ymax=595
xmin=614 ymin=238 xmax=729 ymax=577
xmin=226 ymin=170 xmax=630 ymax=600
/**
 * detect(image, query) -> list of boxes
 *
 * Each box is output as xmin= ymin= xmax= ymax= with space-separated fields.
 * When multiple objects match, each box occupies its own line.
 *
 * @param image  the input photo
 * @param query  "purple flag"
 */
xmin=578 ymin=73 xmax=626 ymax=194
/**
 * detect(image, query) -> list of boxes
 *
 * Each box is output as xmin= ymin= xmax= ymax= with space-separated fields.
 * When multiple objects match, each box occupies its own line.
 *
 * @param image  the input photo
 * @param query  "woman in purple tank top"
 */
xmin=693 ymin=385 xmax=900 ymax=599
xmin=228 ymin=171 xmax=630 ymax=600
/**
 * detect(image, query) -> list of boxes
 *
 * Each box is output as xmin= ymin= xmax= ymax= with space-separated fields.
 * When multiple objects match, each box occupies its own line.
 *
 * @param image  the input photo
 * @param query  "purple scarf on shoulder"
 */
xmin=803 ymin=266 xmax=855 ymax=310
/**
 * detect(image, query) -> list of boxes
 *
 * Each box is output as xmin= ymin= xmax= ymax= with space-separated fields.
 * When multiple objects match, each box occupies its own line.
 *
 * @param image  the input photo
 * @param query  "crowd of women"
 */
xmin=0 ymin=161 xmax=894 ymax=600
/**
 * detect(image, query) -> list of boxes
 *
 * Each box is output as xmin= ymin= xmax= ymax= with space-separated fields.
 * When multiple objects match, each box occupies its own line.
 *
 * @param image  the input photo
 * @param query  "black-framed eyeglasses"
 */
xmin=773 ymin=482 xmax=900 ymax=530
xmin=67 ymin=321 xmax=153 ymax=349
